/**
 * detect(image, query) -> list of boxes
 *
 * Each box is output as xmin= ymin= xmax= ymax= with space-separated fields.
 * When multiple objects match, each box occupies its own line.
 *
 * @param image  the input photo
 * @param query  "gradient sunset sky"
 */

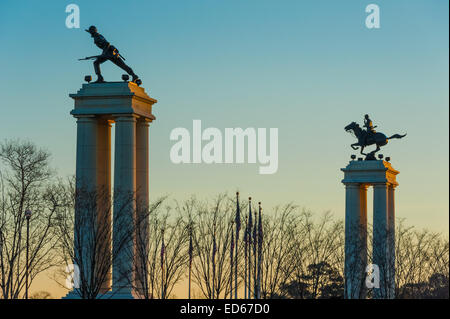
xmin=0 ymin=0 xmax=448 ymax=296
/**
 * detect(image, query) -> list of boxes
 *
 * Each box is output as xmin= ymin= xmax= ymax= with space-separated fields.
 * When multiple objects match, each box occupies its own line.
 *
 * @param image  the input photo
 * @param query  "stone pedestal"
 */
xmin=342 ymin=160 xmax=398 ymax=299
xmin=65 ymin=82 xmax=157 ymax=299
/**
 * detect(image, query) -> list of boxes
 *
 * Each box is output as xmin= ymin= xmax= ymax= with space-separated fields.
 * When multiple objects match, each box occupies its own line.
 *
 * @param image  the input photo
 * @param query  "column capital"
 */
xmin=114 ymin=114 xmax=139 ymax=122
xmin=96 ymin=118 xmax=114 ymax=126
xmin=136 ymin=118 xmax=152 ymax=126
xmin=388 ymin=184 xmax=397 ymax=190
xmin=75 ymin=115 xmax=96 ymax=122
xmin=344 ymin=183 xmax=363 ymax=189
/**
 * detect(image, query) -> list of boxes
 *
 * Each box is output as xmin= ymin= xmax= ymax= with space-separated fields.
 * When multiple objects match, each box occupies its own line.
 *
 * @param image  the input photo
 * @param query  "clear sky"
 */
xmin=0 ymin=0 xmax=448 ymax=297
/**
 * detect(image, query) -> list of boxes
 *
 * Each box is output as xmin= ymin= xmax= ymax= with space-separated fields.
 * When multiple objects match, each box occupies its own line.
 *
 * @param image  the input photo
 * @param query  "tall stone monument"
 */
xmin=66 ymin=81 xmax=157 ymax=298
xmin=342 ymin=159 xmax=398 ymax=299
xmin=342 ymin=115 xmax=405 ymax=299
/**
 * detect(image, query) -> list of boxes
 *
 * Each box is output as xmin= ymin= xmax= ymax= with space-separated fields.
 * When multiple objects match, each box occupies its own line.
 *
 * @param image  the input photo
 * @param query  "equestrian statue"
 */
xmin=345 ymin=115 xmax=406 ymax=160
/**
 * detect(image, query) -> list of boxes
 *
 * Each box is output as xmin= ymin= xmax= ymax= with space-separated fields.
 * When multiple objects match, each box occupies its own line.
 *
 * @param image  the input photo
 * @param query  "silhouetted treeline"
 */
xmin=0 ymin=140 xmax=448 ymax=299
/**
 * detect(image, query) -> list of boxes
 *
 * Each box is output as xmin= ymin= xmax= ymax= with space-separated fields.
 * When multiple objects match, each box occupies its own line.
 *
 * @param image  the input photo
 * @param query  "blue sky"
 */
xmin=0 ymin=0 xmax=448 ymax=233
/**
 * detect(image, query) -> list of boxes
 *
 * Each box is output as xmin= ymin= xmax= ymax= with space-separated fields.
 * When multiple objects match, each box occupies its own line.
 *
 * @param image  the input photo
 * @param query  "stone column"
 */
xmin=373 ymin=183 xmax=389 ymax=299
xmin=74 ymin=116 xmax=98 ymax=290
xmin=344 ymin=183 xmax=368 ymax=299
xmin=72 ymin=116 xmax=113 ymax=294
xmin=135 ymin=119 xmax=150 ymax=294
xmin=96 ymin=119 xmax=112 ymax=293
xmin=359 ymin=184 xmax=368 ymax=298
xmin=387 ymin=185 xmax=396 ymax=298
xmin=112 ymin=115 xmax=137 ymax=295
xmin=75 ymin=116 xmax=98 ymax=191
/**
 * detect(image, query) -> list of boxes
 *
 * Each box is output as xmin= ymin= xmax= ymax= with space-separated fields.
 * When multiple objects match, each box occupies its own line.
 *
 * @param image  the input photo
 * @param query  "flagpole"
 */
xmin=188 ymin=223 xmax=193 ymax=299
xmin=189 ymin=258 xmax=192 ymax=299
xmin=235 ymin=192 xmax=240 ymax=299
xmin=212 ymin=221 xmax=216 ymax=299
xmin=230 ymin=229 xmax=234 ymax=299
xmin=161 ymin=228 xmax=165 ymax=299
xmin=257 ymin=202 xmax=263 ymax=299
xmin=244 ymin=213 xmax=248 ymax=299
xmin=253 ymin=209 xmax=257 ymax=299
xmin=248 ymin=197 xmax=252 ymax=299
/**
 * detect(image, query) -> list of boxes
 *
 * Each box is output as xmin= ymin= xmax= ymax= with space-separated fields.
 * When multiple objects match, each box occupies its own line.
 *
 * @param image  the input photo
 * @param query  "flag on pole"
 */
xmin=235 ymin=192 xmax=241 ymax=233
xmin=258 ymin=203 xmax=263 ymax=256
xmin=257 ymin=202 xmax=263 ymax=299
xmin=258 ymin=204 xmax=263 ymax=245
xmin=247 ymin=197 xmax=253 ymax=299
xmin=243 ymin=213 xmax=248 ymax=299
xmin=253 ymin=209 xmax=257 ymax=299
xmin=212 ymin=229 xmax=217 ymax=261
xmin=235 ymin=192 xmax=240 ymax=299
xmin=230 ymin=229 xmax=234 ymax=299
xmin=212 ymin=223 xmax=217 ymax=299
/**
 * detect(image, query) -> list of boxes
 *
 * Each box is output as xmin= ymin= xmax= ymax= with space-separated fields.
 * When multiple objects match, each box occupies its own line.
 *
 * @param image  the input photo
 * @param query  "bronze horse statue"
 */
xmin=345 ymin=121 xmax=406 ymax=160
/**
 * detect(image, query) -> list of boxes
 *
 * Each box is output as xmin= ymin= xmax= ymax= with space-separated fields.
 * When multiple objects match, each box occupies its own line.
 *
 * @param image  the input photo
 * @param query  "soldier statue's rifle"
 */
xmin=78 ymin=55 xmax=101 ymax=61
xmin=78 ymin=50 xmax=126 ymax=61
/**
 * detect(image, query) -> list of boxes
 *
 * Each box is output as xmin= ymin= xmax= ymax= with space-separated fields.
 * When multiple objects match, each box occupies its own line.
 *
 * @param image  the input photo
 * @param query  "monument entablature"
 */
xmin=70 ymin=82 xmax=156 ymax=121
xmin=341 ymin=160 xmax=399 ymax=187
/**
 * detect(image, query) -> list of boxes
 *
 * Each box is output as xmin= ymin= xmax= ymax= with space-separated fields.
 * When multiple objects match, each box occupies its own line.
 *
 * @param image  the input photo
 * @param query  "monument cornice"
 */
xmin=341 ymin=160 xmax=399 ymax=187
xmin=69 ymin=82 xmax=157 ymax=121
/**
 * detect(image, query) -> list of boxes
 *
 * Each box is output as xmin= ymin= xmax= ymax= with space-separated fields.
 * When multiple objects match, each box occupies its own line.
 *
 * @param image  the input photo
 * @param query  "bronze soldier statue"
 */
xmin=81 ymin=26 xmax=140 ymax=84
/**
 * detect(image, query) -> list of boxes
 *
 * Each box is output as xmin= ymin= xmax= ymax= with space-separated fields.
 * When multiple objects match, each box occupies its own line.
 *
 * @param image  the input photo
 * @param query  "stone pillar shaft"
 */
xmin=135 ymin=119 xmax=150 ymax=294
xmin=113 ymin=116 xmax=137 ymax=293
xmin=387 ymin=185 xmax=396 ymax=298
xmin=344 ymin=184 xmax=368 ymax=299
xmin=96 ymin=120 xmax=112 ymax=292
xmin=373 ymin=183 xmax=389 ymax=299
xmin=75 ymin=117 xmax=98 ymax=191
xmin=74 ymin=116 xmax=97 ymax=289
xmin=74 ymin=116 xmax=112 ymax=293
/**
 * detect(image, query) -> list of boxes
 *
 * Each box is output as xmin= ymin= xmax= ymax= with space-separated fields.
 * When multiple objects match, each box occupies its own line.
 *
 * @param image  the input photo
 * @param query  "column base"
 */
xmin=101 ymin=289 xmax=144 ymax=299
xmin=62 ymin=289 xmax=82 ymax=299
xmin=62 ymin=289 xmax=144 ymax=299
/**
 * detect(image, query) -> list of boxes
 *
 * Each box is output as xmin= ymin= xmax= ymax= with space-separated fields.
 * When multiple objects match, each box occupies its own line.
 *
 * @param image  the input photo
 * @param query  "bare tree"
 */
xmin=190 ymin=195 xmax=236 ymax=299
xmin=0 ymin=140 xmax=59 ymax=299
xmin=284 ymin=210 xmax=344 ymax=299
xmin=53 ymin=179 xmax=139 ymax=299
xmin=394 ymin=220 xmax=449 ymax=299
xmin=134 ymin=197 xmax=190 ymax=299
xmin=259 ymin=204 xmax=298 ymax=299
